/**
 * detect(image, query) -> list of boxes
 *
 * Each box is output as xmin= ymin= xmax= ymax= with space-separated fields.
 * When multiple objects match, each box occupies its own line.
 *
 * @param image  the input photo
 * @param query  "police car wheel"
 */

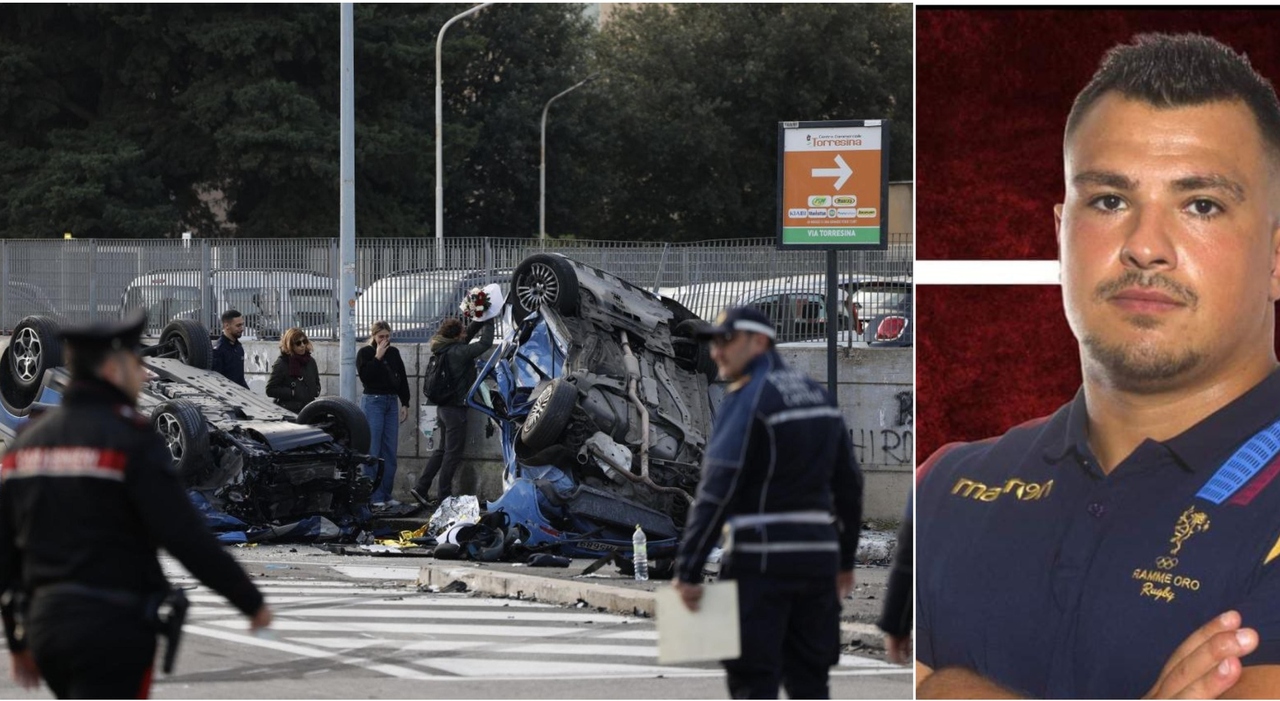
xmin=520 ymin=378 xmax=577 ymax=450
xmin=0 ymin=348 xmax=40 ymax=416
xmin=8 ymin=316 xmax=62 ymax=391
xmin=298 ymin=396 xmax=372 ymax=454
xmin=511 ymin=254 xmax=580 ymax=324
xmin=151 ymin=399 xmax=212 ymax=485
xmin=159 ymin=320 xmax=213 ymax=370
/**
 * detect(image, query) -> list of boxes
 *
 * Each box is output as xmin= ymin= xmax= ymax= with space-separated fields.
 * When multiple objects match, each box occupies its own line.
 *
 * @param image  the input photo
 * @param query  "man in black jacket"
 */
xmin=209 ymin=309 xmax=247 ymax=388
xmin=674 ymin=306 xmax=863 ymax=700
xmin=878 ymin=493 xmax=912 ymax=665
xmin=411 ymin=317 xmax=494 ymax=508
xmin=0 ymin=310 xmax=272 ymax=698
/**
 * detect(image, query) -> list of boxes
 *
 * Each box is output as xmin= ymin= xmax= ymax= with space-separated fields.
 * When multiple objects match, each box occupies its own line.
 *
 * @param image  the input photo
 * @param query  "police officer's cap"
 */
xmin=693 ymin=306 xmax=776 ymax=341
xmin=58 ymin=309 xmax=148 ymax=352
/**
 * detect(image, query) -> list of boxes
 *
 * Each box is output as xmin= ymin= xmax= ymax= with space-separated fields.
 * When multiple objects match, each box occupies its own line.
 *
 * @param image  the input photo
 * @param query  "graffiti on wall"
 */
xmin=850 ymin=389 xmax=914 ymax=467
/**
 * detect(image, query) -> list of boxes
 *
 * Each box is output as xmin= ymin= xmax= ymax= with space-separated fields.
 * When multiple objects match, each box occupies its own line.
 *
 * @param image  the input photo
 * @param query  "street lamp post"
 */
xmin=540 ymin=74 xmax=598 ymax=241
xmin=435 ymin=2 xmax=492 ymax=265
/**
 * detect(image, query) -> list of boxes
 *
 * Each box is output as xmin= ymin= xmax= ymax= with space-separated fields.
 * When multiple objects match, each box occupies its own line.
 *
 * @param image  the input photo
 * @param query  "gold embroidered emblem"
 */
xmin=1169 ymin=506 xmax=1211 ymax=556
xmin=1132 ymin=506 xmax=1211 ymax=604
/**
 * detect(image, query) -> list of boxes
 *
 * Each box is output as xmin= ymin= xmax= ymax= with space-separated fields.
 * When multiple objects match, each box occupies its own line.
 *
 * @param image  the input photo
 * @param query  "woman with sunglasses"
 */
xmin=266 ymin=328 xmax=321 ymax=413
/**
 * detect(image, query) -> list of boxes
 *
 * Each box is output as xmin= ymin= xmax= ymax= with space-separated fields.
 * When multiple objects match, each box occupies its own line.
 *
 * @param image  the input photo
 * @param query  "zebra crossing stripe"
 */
xmin=176 ymin=575 xmax=909 ymax=679
xmin=182 ymin=624 xmax=445 ymax=680
xmin=256 ymin=606 xmax=636 ymax=623
xmin=202 ymin=618 xmax=583 ymax=638
xmin=415 ymin=656 xmax=703 ymax=678
xmin=187 ymin=593 xmax=560 ymax=610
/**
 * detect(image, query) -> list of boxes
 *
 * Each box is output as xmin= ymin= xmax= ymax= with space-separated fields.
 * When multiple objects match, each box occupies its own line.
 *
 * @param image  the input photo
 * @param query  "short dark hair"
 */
xmin=439 ymin=318 xmax=463 ymax=339
xmin=221 ymin=309 xmax=243 ymax=325
xmin=1066 ymin=33 xmax=1280 ymax=157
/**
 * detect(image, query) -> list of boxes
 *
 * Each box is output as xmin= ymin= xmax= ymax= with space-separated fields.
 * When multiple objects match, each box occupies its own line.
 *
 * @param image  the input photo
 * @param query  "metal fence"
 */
xmin=0 ymin=234 xmax=912 ymax=343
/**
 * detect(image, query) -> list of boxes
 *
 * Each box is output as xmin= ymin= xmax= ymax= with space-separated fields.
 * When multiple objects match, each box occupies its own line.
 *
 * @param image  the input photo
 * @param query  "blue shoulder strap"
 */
xmin=1196 ymin=417 xmax=1280 ymax=505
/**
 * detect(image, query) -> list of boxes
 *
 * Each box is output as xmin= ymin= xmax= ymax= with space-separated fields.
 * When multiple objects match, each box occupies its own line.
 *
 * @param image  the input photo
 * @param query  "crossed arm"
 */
xmin=916 ymin=611 xmax=1280 ymax=699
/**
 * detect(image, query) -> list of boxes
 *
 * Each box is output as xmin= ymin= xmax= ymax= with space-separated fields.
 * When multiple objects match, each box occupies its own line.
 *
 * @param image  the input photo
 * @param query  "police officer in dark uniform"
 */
xmin=674 ymin=306 xmax=864 ymax=700
xmin=0 ymin=310 xmax=272 ymax=698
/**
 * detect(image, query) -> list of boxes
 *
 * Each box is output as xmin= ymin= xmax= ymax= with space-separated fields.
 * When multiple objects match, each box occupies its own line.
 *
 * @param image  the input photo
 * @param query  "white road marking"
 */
xmin=598 ymin=630 xmax=659 ymax=641
xmin=269 ymin=606 xmax=634 ymax=623
xmin=415 ymin=657 xmax=698 ymax=678
xmin=203 ymin=618 xmax=582 ymax=638
xmin=188 ymin=591 xmax=556 ymax=608
xmin=182 ymin=625 xmax=442 ymax=680
xmin=328 ymin=565 xmax=423 ymax=580
xmin=174 ymin=574 xmax=905 ymax=681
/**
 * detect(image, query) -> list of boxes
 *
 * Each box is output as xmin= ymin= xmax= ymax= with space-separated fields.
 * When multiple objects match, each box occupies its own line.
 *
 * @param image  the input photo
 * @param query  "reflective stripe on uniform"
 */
xmin=728 ymin=510 xmax=834 ymax=528
xmin=764 ymin=406 xmax=842 ymax=426
xmin=0 ymin=447 xmax=127 ymax=482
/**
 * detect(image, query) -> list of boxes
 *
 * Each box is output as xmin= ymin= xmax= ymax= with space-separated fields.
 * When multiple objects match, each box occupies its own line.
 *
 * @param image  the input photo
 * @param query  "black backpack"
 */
xmin=423 ymin=345 xmax=464 ymax=405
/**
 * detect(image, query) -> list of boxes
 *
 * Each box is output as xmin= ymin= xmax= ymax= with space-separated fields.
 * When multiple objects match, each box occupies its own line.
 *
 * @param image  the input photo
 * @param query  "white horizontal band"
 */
xmin=729 ymin=511 xmax=834 ymax=528
xmin=765 ymin=406 xmax=843 ymax=426
xmin=917 ymin=260 xmax=1060 ymax=285
xmin=733 ymin=320 xmax=777 ymax=338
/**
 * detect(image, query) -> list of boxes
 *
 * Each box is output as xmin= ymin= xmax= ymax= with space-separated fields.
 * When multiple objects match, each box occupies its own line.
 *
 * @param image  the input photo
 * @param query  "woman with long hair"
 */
xmin=356 ymin=320 xmax=410 ymax=511
xmin=266 ymin=328 xmax=320 ymax=413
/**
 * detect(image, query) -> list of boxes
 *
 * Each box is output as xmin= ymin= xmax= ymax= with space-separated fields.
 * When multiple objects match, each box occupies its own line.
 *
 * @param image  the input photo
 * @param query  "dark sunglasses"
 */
xmin=293 ymin=338 xmax=309 ymax=346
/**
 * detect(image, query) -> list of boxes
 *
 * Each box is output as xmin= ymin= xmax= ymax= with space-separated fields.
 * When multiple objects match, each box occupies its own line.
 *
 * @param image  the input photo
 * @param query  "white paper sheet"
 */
xmin=655 ymin=581 xmax=741 ymax=664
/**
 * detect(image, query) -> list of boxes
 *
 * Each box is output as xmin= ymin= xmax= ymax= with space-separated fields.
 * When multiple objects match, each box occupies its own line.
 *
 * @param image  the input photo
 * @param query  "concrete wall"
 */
xmin=1 ymin=334 xmax=912 ymax=523
xmin=778 ymin=346 xmax=913 ymax=523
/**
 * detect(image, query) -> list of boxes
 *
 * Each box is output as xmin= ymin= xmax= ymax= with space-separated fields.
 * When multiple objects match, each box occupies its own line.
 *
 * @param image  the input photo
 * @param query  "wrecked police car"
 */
xmin=0 ymin=315 xmax=377 ymax=534
xmin=468 ymin=254 xmax=719 ymax=566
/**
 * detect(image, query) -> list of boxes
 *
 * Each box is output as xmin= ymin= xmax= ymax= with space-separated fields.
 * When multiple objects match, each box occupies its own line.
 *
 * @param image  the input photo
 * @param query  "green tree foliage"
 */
xmin=550 ymin=4 xmax=913 ymax=241
xmin=0 ymin=4 xmax=593 ymax=239
xmin=0 ymin=4 xmax=910 ymax=241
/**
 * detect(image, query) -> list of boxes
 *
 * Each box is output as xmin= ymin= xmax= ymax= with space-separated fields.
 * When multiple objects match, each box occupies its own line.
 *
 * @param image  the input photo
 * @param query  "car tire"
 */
xmin=520 ymin=378 xmax=577 ymax=450
xmin=298 ymin=396 xmax=372 ymax=454
xmin=511 ymin=254 xmax=580 ymax=324
xmin=152 ymin=400 xmax=212 ymax=485
xmin=8 ymin=316 xmax=62 ymax=392
xmin=672 ymin=320 xmax=717 ymax=382
xmin=661 ymin=297 xmax=699 ymax=327
xmin=160 ymin=320 xmax=213 ymax=370
xmin=0 ymin=349 xmax=39 ymax=417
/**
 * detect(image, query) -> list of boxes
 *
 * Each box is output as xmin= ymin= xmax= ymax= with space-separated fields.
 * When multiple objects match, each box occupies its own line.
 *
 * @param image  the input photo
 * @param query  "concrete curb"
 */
xmin=418 ymin=562 xmax=656 ymax=616
xmin=416 ymin=562 xmax=886 ymax=652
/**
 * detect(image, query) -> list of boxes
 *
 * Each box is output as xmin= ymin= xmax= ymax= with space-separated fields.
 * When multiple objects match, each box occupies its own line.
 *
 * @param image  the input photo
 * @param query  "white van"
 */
xmin=120 ymin=269 xmax=338 ymax=339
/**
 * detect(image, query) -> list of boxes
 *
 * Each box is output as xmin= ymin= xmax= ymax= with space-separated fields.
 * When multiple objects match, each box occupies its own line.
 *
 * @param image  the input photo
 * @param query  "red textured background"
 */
xmin=916 ymin=9 xmax=1280 ymax=464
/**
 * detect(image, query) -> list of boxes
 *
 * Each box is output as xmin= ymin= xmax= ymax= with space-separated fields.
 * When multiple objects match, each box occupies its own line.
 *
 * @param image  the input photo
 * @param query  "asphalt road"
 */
xmin=0 ymin=559 xmax=911 ymax=699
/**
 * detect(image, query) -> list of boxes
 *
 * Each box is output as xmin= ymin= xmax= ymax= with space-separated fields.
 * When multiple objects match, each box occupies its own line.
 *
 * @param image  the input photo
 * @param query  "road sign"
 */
xmin=777 ymin=119 xmax=889 ymax=250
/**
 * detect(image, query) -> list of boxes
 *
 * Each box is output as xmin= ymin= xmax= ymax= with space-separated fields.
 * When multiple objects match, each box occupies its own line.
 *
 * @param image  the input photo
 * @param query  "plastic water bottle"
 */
xmin=632 ymin=524 xmax=649 ymax=581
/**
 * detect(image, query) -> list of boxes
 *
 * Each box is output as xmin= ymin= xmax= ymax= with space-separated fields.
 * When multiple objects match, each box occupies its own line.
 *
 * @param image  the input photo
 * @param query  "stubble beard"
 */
xmin=1080 ymin=331 xmax=1205 ymax=393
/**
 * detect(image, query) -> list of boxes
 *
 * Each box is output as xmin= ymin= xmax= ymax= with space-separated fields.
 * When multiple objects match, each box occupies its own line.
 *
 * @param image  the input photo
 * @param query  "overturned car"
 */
xmin=468 ymin=254 xmax=719 ymax=565
xmin=0 ymin=316 xmax=377 ymax=535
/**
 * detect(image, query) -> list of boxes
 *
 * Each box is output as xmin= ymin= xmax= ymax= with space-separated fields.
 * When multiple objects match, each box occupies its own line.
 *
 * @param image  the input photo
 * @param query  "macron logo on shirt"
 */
xmin=951 ymin=476 xmax=1054 ymax=503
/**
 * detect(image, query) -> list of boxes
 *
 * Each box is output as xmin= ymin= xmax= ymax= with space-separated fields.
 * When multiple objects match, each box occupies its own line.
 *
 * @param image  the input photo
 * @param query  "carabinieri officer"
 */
xmin=0 ymin=310 xmax=272 ymax=698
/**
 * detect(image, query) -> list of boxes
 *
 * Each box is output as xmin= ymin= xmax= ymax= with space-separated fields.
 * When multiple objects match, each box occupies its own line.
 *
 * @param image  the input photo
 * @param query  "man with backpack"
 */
xmin=411 ymin=317 xmax=495 ymax=509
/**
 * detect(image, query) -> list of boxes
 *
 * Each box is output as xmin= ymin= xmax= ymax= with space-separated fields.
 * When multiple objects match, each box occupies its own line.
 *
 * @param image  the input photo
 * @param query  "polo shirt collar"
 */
xmin=1163 ymin=367 xmax=1280 ymax=473
xmin=1043 ymin=368 xmax=1280 ymax=473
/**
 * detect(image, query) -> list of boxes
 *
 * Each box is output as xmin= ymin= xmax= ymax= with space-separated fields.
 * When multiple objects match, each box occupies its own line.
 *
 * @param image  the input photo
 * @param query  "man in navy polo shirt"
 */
xmin=918 ymin=34 xmax=1280 ymax=698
